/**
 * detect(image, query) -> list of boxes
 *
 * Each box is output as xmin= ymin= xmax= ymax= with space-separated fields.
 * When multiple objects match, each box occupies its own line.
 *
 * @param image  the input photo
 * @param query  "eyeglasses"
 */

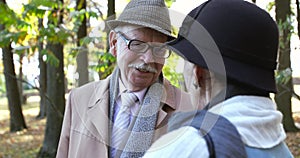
xmin=117 ymin=32 xmax=171 ymax=59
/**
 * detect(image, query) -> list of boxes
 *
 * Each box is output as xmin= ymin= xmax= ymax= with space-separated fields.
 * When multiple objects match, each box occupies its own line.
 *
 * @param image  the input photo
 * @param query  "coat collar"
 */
xmin=161 ymin=78 xmax=177 ymax=109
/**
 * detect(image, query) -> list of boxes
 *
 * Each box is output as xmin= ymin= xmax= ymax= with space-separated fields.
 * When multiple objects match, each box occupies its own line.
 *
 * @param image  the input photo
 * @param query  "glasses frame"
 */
xmin=116 ymin=31 xmax=171 ymax=59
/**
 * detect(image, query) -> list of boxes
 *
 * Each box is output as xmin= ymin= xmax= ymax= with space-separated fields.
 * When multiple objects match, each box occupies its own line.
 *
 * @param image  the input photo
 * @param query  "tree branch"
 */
xmin=90 ymin=0 xmax=104 ymax=20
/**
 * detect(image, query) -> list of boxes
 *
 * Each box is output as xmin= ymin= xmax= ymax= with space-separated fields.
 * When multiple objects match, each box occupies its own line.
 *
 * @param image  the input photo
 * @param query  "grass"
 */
xmin=0 ymin=96 xmax=45 ymax=158
xmin=0 ymin=116 xmax=45 ymax=158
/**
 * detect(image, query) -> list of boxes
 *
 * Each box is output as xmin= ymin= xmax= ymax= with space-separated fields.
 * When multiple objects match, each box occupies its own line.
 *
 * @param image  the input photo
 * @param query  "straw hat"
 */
xmin=106 ymin=0 xmax=174 ymax=40
xmin=168 ymin=0 xmax=279 ymax=93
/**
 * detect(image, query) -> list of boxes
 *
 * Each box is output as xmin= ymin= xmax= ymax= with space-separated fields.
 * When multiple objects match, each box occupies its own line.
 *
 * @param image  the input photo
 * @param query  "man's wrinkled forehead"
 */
xmin=114 ymin=24 xmax=139 ymax=33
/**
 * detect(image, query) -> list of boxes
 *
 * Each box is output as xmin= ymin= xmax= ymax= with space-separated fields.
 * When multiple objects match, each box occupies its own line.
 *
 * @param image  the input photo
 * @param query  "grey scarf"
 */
xmin=109 ymin=67 xmax=163 ymax=158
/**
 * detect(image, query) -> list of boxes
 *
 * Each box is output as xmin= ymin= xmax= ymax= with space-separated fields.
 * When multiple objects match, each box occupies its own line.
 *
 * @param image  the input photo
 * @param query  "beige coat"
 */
xmin=56 ymin=76 xmax=194 ymax=158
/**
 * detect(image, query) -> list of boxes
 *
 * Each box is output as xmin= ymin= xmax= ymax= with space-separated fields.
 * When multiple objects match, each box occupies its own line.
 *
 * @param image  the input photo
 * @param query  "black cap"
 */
xmin=168 ymin=0 xmax=279 ymax=93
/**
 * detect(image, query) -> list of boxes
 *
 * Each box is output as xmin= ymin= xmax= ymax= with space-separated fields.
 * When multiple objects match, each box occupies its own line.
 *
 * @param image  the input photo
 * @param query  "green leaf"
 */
xmin=31 ymin=0 xmax=58 ymax=8
xmin=0 ymin=30 xmax=12 ymax=47
xmin=80 ymin=37 xmax=94 ymax=45
xmin=162 ymin=53 xmax=184 ymax=88
xmin=275 ymin=68 xmax=292 ymax=85
xmin=87 ymin=11 xmax=98 ymax=18
xmin=13 ymin=45 xmax=31 ymax=55
xmin=23 ymin=3 xmax=47 ymax=19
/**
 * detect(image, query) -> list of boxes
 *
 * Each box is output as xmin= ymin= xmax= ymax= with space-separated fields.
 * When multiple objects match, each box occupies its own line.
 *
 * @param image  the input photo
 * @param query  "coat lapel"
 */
xmin=86 ymin=78 xmax=111 ymax=144
xmin=157 ymin=109 xmax=168 ymax=126
xmin=156 ymin=79 xmax=177 ymax=127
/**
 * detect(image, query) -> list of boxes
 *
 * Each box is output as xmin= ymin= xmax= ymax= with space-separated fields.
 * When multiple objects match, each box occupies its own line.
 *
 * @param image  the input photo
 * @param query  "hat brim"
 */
xmin=168 ymin=36 xmax=277 ymax=93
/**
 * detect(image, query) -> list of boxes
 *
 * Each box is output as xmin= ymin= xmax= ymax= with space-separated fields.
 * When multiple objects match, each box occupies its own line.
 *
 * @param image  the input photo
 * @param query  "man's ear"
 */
xmin=194 ymin=66 xmax=205 ymax=88
xmin=109 ymin=31 xmax=117 ymax=57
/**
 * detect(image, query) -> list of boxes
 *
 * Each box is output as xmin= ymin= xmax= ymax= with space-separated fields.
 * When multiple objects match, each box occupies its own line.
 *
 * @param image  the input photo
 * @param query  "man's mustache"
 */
xmin=128 ymin=63 xmax=158 ymax=73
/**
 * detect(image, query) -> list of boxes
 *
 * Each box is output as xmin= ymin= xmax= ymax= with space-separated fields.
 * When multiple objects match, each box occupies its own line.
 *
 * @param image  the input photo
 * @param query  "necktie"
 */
xmin=111 ymin=92 xmax=138 ymax=157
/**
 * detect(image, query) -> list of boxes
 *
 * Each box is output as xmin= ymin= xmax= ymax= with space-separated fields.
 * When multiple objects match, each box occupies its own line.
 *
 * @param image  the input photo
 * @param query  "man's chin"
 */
xmin=129 ymin=80 xmax=153 ymax=91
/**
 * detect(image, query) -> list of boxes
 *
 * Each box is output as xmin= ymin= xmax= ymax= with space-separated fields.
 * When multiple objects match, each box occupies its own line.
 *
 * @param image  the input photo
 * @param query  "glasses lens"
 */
xmin=129 ymin=40 xmax=149 ymax=53
xmin=153 ymin=45 xmax=170 ymax=58
xmin=127 ymin=38 xmax=170 ymax=58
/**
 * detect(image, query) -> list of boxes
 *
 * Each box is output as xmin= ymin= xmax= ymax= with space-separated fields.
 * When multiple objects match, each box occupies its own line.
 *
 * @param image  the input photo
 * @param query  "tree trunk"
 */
xmin=37 ymin=18 xmax=47 ymax=119
xmin=275 ymin=0 xmax=299 ymax=132
xmin=0 ymin=0 xmax=27 ymax=132
xmin=76 ymin=0 xmax=89 ymax=87
xmin=107 ymin=0 xmax=115 ymax=22
xmin=106 ymin=0 xmax=115 ymax=52
xmin=97 ymin=0 xmax=115 ymax=79
xmin=37 ymin=2 xmax=65 ymax=157
xmin=2 ymin=45 xmax=27 ymax=132
xmin=37 ymin=43 xmax=65 ymax=158
xmin=296 ymin=0 xmax=300 ymax=39
xmin=18 ymin=53 xmax=25 ymax=104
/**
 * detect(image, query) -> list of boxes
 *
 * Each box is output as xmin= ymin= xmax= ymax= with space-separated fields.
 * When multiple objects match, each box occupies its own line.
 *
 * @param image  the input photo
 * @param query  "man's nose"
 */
xmin=141 ymin=48 xmax=155 ymax=63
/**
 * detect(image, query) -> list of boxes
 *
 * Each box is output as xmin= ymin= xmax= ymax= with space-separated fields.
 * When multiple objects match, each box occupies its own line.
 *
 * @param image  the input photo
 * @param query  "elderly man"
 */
xmin=56 ymin=0 xmax=193 ymax=158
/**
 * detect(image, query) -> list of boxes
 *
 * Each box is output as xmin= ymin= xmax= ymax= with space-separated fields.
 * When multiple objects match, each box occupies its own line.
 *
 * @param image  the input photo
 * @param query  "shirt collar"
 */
xmin=118 ymin=78 xmax=147 ymax=104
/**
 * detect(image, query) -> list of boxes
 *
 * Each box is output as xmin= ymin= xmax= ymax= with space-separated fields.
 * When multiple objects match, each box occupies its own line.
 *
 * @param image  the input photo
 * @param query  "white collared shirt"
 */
xmin=113 ymin=79 xmax=147 ymax=121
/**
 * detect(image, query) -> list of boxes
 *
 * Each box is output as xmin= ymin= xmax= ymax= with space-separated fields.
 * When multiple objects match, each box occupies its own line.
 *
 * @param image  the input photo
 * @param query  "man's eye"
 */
xmin=130 ymin=40 xmax=144 ymax=46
